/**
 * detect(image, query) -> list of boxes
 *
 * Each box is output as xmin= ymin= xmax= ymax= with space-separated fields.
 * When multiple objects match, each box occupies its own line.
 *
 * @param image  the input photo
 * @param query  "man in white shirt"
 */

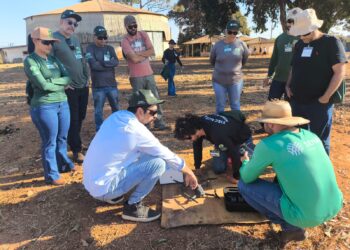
xmin=83 ymin=89 xmax=198 ymax=222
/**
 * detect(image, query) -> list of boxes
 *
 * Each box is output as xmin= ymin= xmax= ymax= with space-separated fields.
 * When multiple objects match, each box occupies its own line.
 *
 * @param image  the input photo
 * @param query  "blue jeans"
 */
xmin=30 ymin=101 xmax=74 ymax=182
xmin=213 ymin=137 xmax=255 ymax=177
xmin=96 ymin=154 xmax=166 ymax=204
xmin=213 ymin=81 xmax=243 ymax=113
xmin=167 ymin=63 xmax=176 ymax=96
xmin=268 ymin=80 xmax=287 ymax=100
xmin=92 ymin=87 xmax=119 ymax=131
xmin=238 ymin=179 xmax=302 ymax=232
xmin=290 ymin=100 xmax=333 ymax=155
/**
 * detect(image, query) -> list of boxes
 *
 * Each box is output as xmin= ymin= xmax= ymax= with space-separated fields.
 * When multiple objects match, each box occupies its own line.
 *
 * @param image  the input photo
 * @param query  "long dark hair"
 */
xmin=27 ymin=34 xmax=35 ymax=54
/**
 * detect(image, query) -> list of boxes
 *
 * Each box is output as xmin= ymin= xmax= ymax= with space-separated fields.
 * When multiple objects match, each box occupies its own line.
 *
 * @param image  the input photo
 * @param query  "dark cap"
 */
xmin=226 ymin=20 xmax=240 ymax=30
xmin=61 ymin=9 xmax=82 ymax=22
xmin=124 ymin=15 xmax=137 ymax=27
xmin=94 ymin=26 xmax=107 ymax=37
xmin=128 ymin=89 xmax=164 ymax=108
xmin=168 ymin=39 xmax=176 ymax=45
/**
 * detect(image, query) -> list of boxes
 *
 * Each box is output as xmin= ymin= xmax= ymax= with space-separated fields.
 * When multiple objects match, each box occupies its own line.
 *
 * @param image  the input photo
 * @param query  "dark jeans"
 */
xmin=65 ymin=87 xmax=89 ymax=153
xmin=167 ymin=63 xmax=176 ymax=96
xmin=92 ymin=87 xmax=119 ymax=131
xmin=268 ymin=80 xmax=288 ymax=100
xmin=30 ymin=101 xmax=74 ymax=182
xmin=238 ymin=179 xmax=302 ymax=232
xmin=290 ymin=99 xmax=333 ymax=155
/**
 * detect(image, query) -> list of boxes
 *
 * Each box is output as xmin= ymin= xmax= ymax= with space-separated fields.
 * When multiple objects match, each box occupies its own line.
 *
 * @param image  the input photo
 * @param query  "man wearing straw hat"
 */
xmin=238 ymin=100 xmax=343 ymax=244
xmin=285 ymin=8 xmax=347 ymax=154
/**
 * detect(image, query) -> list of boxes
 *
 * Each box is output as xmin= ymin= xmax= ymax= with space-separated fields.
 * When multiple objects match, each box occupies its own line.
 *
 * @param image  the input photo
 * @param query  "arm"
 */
xmin=103 ymin=47 xmax=119 ymax=68
xmin=86 ymin=46 xmax=106 ymax=71
xmin=162 ymin=50 xmax=166 ymax=64
xmin=319 ymin=63 xmax=346 ymax=103
xmin=267 ymin=38 xmax=278 ymax=77
xmin=136 ymin=31 xmax=155 ymax=57
xmin=121 ymin=38 xmax=147 ymax=63
xmin=239 ymin=142 xmax=272 ymax=183
xmin=209 ymin=45 xmax=216 ymax=66
xmin=176 ymin=53 xmax=183 ymax=67
xmin=193 ymin=137 xmax=204 ymax=169
xmin=241 ymin=41 xmax=249 ymax=66
xmin=24 ymin=58 xmax=65 ymax=92
xmin=49 ymin=57 xmax=71 ymax=86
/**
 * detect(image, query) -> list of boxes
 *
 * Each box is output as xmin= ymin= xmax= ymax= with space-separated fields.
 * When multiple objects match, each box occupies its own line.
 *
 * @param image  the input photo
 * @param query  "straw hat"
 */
xmin=286 ymin=7 xmax=303 ymax=20
xmin=31 ymin=27 xmax=59 ymax=42
xmin=257 ymin=100 xmax=310 ymax=126
xmin=289 ymin=8 xmax=323 ymax=36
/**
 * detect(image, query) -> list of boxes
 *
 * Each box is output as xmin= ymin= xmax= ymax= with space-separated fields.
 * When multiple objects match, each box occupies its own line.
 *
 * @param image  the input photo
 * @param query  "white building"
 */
xmin=0 ymin=45 xmax=27 ymax=64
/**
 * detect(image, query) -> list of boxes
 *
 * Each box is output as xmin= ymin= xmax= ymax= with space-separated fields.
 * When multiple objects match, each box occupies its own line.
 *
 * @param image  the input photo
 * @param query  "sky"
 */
xmin=0 ymin=0 xmax=321 ymax=48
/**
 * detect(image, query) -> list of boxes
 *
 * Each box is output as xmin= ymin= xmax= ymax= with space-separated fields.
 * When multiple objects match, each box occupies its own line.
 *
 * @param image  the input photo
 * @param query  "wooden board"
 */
xmin=161 ymin=170 xmax=268 ymax=229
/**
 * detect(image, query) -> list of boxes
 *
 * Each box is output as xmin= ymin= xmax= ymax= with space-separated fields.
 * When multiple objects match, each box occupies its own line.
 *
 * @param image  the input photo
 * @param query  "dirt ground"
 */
xmin=0 ymin=57 xmax=349 ymax=250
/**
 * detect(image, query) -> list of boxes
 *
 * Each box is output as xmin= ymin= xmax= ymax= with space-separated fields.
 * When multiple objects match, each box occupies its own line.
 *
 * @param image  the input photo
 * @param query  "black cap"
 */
xmin=61 ymin=9 xmax=82 ymax=22
xmin=94 ymin=26 xmax=107 ymax=37
xmin=169 ymin=39 xmax=176 ymax=45
xmin=226 ymin=20 xmax=240 ymax=30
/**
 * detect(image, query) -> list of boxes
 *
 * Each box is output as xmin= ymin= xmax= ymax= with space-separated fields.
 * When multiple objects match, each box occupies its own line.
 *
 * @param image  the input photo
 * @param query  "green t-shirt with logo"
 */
xmin=24 ymin=53 xmax=71 ymax=107
xmin=240 ymin=129 xmax=343 ymax=228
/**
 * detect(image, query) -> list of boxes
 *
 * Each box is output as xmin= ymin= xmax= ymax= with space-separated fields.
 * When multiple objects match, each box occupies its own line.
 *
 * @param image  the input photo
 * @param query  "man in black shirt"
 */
xmin=162 ymin=39 xmax=183 ymax=96
xmin=174 ymin=111 xmax=253 ymax=183
xmin=86 ymin=26 xmax=119 ymax=131
xmin=286 ymin=9 xmax=347 ymax=154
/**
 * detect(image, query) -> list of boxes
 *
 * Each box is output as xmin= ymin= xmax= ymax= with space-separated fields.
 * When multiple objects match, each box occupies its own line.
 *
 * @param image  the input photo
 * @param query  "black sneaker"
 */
xmin=105 ymin=195 xmax=124 ymax=205
xmin=280 ymin=229 xmax=307 ymax=244
xmin=121 ymin=201 xmax=161 ymax=222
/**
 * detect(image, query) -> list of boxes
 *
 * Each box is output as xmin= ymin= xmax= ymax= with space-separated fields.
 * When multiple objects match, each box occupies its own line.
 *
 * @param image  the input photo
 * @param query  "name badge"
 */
xmin=210 ymin=149 xmax=220 ymax=157
xmin=104 ymin=54 xmax=110 ymax=61
xmin=301 ymin=47 xmax=313 ymax=57
xmin=224 ymin=46 xmax=232 ymax=53
xmin=46 ymin=61 xmax=56 ymax=69
xmin=233 ymin=47 xmax=241 ymax=56
xmin=284 ymin=44 xmax=292 ymax=52
xmin=75 ymin=47 xmax=83 ymax=60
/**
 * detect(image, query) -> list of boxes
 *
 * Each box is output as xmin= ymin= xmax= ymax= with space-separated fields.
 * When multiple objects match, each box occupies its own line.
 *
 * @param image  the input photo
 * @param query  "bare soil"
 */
xmin=0 ymin=57 xmax=349 ymax=250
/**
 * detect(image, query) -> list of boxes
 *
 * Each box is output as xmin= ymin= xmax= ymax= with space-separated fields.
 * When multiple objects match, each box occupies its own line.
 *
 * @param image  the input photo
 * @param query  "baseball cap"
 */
xmin=169 ymin=39 xmax=176 ymax=45
xmin=31 ymin=27 xmax=60 ymax=42
xmin=226 ymin=20 xmax=240 ymax=30
xmin=94 ymin=26 xmax=107 ymax=37
xmin=128 ymin=89 xmax=164 ymax=108
xmin=61 ymin=9 xmax=82 ymax=22
xmin=124 ymin=15 xmax=137 ymax=26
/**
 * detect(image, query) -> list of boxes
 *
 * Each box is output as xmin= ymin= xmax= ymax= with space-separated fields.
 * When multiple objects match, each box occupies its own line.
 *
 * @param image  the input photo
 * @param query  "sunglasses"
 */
xmin=286 ymin=19 xmax=294 ymax=24
xmin=300 ymin=32 xmax=312 ymax=37
xmin=67 ymin=20 xmax=78 ymax=28
xmin=147 ymin=109 xmax=157 ymax=116
xmin=97 ymin=36 xmax=108 ymax=40
xmin=227 ymin=30 xmax=238 ymax=35
xmin=127 ymin=24 xmax=138 ymax=30
xmin=40 ymin=40 xmax=55 ymax=46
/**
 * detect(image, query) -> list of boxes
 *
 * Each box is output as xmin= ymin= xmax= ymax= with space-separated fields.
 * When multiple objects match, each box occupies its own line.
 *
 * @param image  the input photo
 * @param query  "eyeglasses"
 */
xmin=97 ymin=36 xmax=108 ymax=40
xmin=286 ymin=19 xmax=294 ymax=24
xmin=227 ymin=30 xmax=238 ymax=35
xmin=147 ymin=109 xmax=157 ymax=116
xmin=40 ymin=40 xmax=55 ymax=46
xmin=300 ymin=32 xmax=312 ymax=37
xmin=67 ymin=20 xmax=78 ymax=28
xmin=127 ymin=24 xmax=138 ymax=30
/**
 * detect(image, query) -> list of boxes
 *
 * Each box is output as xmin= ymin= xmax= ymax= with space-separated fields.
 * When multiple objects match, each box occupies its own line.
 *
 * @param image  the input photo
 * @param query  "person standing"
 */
xmin=238 ymin=100 xmax=343 ymax=245
xmin=86 ymin=26 xmax=119 ymax=131
xmin=162 ymin=39 xmax=183 ymax=96
xmin=52 ymin=10 xmax=89 ymax=163
xmin=210 ymin=20 xmax=249 ymax=113
xmin=121 ymin=15 xmax=168 ymax=130
xmin=286 ymin=8 xmax=347 ymax=154
xmin=263 ymin=8 xmax=301 ymax=100
xmin=24 ymin=27 xmax=75 ymax=185
xmin=83 ymin=89 xmax=198 ymax=222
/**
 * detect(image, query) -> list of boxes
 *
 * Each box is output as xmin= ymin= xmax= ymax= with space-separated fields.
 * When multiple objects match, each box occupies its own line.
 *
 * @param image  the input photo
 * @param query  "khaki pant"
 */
xmin=129 ymin=75 xmax=165 ymax=126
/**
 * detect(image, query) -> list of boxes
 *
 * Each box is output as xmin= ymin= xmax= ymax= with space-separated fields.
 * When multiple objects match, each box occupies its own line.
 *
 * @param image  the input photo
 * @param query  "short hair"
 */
xmin=174 ymin=114 xmax=203 ymax=140
xmin=127 ymin=105 xmax=150 ymax=114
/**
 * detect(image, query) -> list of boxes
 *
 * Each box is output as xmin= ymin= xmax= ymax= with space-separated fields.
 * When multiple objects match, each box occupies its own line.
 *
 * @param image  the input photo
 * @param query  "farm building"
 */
xmin=246 ymin=37 xmax=275 ymax=55
xmin=0 ymin=45 xmax=27 ymax=64
xmin=24 ymin=0 xmax=171 ymax=58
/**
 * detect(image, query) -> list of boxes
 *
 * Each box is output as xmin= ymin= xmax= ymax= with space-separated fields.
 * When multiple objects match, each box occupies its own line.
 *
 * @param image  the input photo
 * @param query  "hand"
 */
xmin=263 ymin=78 xmax=271 ymax=87
xmin=65 ymin=85 xmax=74 ymax=90
xmin=318 ymin=95 xmax=330 ymax=104
xmin=285 ymin=86 xmax=293 ymax=98
xmin=185 ymin=172 xmax=198 ymax=190
xmin=240 ymin=151 xmax=249 ymax=162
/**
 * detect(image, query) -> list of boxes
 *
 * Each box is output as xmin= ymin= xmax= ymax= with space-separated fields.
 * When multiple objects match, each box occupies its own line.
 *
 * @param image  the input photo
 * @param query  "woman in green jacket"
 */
xmin=24 ymin=27 xmax=75 ymax=185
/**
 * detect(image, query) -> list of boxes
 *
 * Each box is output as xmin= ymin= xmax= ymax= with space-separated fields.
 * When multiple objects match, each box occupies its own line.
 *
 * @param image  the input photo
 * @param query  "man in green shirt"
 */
xmin=52 ymin=10 xmax=89 ymax=163
xmin=263 ymin=8 xmax=301 ymax=100
xmin=238 ymin=100 xmax=343 ymax=245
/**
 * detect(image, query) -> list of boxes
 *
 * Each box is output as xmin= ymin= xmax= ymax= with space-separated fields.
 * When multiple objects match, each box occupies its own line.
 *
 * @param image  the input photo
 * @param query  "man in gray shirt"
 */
xmin=210 ymin=20 xmax=249 ymax=113
xmin=52 ymin=10 xmax=89 ymax=163
xmin=86 ymin=26 xmax=119 ymax=131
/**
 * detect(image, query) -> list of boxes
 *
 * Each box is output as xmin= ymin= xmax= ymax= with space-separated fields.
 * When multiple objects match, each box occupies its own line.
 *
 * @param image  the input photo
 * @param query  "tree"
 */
xmin=232 ymin=11 xmax=250 ymax=36
xmin=238 ymin=0 xmax=350 ymax=33
xmin=169 ymin=0 xmax=250 ymax=40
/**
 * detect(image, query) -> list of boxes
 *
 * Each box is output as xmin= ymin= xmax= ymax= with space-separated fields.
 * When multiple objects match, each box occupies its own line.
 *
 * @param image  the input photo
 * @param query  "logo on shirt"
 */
xmin=287 ymin=142 xmax=303 ymax=156
xmin=131 ymin=39 xmax=146 ymax=53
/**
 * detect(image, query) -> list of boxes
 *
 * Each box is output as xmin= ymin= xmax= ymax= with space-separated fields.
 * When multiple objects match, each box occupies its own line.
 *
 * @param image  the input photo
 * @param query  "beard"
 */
xmin=127 ymin=29 xmax=137 ymax=36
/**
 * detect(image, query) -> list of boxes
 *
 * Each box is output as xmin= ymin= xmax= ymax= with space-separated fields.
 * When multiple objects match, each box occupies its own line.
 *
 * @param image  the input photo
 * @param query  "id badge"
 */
xmin=284 ymin=44 xmax=292 ymax=52
xmin=301 ymin=47 xmax=313 ymax=57
xmin=104 ymin=54 xmax=110 ymax=61
xmin=210 ymin=149 xmax=220 ymax=157
xmin=75 ymin=47 xmax=83 ymax=60
xmin=46 ymin=61 xmax=56 ymax=69
xmin=224 ymin=45 xmax=232 ymax=53
xmin=233 ymin=47 xmax=241 ymax=56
